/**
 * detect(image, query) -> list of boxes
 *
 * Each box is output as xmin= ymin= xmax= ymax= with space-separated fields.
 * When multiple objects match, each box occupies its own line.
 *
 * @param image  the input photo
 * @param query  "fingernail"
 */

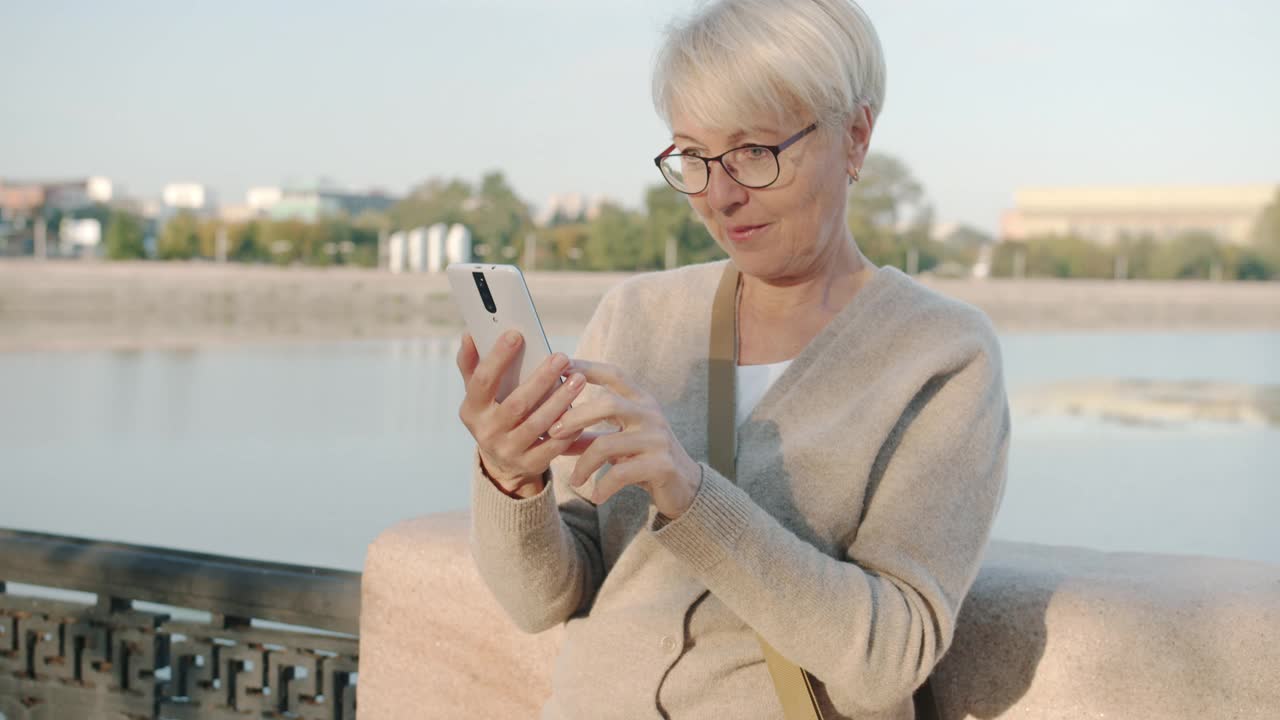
xmin=551 ymin=353 xmax=569 ymax=371
xmin=549 ymin=421 xmax=564 ymax=437
xmin=567 ymin=373 xmax=584 ymax=389
xmin=505 ymin=331 xmax=521 ymax=346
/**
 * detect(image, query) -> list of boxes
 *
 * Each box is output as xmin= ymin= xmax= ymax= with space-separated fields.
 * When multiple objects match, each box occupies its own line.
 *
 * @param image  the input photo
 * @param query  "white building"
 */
xmin=1001 ymin=185 xmax=1277 ymax=246
xmin=246 ymin=186 xmax=284 ymax=214
xmin=38 ymin=176 xmax=114 ymax=211
xmin=59 ymin=218 xmax=101 ymax=249
xmin=536 ymin=193 xmax=608 ymax=226
xmin=406 ymin=227 xmax=428 ymax=272
xmin=445 ymin=223 xmax=472 ymax=264
xmin=425 ymin=223 xmax=448 ymax=273
xmin=85 ymin=176 xmax=113 ymax=204
xmin=388 ymin=223 xmax=471 ymax=272
xmin=388 ymin=231 xmax=407 ymax=273
xmin=162 ymin=183 xmax=216 ymax=213
xmin=218 ymin=205 xmax=256 ymax=223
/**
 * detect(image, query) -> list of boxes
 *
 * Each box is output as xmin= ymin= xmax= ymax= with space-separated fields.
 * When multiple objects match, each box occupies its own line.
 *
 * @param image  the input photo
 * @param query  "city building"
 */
xmin=267 ymin=188 xmax=395 ymax=223
xmin=1000 ymin=184 xmax=1277 ymax=246
xmin=162 ymin=183 xmax=216 ymax=214
xmin=535 ymin=193 xmax=607 ymax=226
xmin=388 ymin=223 xmax=471 ymax=273
xmin=0 ymin=176 xmax=114 ymax=257
xmin=59 ymin=217 xmax=102 ymax=252
xmin=218 ymin=205 xmax=256 ymax=223
xmin=246 ymin=186 xmax=283 ymax=214
xmin=45 ymin=177 xmax=113 ymax=210
xmin=0 ymin=182 xmax=45 ymax=219
xmin=109 ymin=195 xmax=161 ymax=219
xmin=0 ymin=176 xmax=112 ymax=218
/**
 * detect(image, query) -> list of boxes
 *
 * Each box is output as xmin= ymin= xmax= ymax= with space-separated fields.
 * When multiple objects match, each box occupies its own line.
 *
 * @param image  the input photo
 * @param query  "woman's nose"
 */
xmin=705 ymin=160 xmax=747 ymax=212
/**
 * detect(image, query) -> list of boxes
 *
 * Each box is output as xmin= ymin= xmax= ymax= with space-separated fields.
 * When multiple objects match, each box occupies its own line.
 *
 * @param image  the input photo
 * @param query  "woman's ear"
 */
xmin=845 ymin=106 xmax=874 ymax=182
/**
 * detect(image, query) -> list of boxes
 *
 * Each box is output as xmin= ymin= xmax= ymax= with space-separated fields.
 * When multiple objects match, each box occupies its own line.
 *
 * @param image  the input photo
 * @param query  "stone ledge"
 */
xmin=935 ymin=541 xmax=1280 ymax=719
xmin=359 ymin=512 xmax=1280 ymax=719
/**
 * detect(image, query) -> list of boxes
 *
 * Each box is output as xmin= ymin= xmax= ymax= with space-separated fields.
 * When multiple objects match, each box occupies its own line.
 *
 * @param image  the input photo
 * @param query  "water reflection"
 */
xmin=0 ymin=332 xmax=1276 ymax=571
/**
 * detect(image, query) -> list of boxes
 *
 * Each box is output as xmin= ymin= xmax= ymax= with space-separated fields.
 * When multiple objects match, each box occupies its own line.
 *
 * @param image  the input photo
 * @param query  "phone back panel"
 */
xmin=447 ymin=263 xmax=554 ymax=402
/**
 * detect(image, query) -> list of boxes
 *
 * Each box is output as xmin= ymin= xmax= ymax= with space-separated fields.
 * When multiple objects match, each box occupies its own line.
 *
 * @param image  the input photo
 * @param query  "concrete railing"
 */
xmin=359 ymin=511 xmax=1280 ymax=719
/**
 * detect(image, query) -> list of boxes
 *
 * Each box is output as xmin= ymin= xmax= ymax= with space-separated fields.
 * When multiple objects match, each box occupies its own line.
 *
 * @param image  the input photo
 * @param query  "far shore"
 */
xmin=1016 ymin=379 xmax=1280 ymax=428
xmin=2 ymin=259 xmax=1279 ymax=353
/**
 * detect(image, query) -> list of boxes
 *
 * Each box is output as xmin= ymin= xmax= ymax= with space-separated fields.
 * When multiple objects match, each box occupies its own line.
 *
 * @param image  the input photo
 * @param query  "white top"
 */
xmin=735 ymin=360 xmax=793 ymax=428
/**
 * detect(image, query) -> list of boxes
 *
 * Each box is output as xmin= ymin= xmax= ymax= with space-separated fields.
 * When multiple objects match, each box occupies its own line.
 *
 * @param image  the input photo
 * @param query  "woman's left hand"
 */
xmin=546 ymin=360 xmax=702 ymax=519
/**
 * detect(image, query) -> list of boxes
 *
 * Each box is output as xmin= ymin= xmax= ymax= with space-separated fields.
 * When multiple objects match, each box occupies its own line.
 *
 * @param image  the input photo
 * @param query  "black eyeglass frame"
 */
xmin=653 ymin=122 xmax=819 ymax=195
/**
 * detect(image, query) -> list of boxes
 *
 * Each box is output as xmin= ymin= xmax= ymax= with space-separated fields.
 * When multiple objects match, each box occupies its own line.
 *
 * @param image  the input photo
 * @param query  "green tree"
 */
xmin=387 ymin=173 xmax=534 ymax=263
xmin=71 ymin=202 xmax=112 ymax=227
xmin=1250 ymin=188 xmax=1280 ymax=273
xmin=1150 ymin=231 xmax=1224 ymax=279
xmin=534 ymin=223 xmax=591 ymax=269
xmin=847 ymin=153 xmax=936 ymax=271
xmin=932 ymin=224 xmax=993 ymax=275
xmin=1232 ymin=250 xmax=1274 ymax=280
xmin=1027 ymin=235 xmax=1113 ymax=278
xmin=940 ymin=224 xmax=993 ymax=249
xmin=259 ymin=219 xmax=325 ymax=265
xmin=584 ymin=203 xmax=648 ymax=270
xmin=465 ymin=172 xmax=534 ymax=262
xmin=990 ymin=241 xmax=1026 ymax=278
xmin=195 ymin=219 xmax=223 ymax=259
xmin=1112 ymin=233 xmax=1159 ymax=279
xmin=644 ymin=184 xmax=722 ymax=267
xmin=314 ymin=218 xmax=355 ymax=266
xmin=230 ymin=221 xmax=270 ymax=263
xmin=104 ymin=210 xmax=146 ymax=260
xmin=389 ymin=178 xmax=472 ymax=230
xmin=157 ymin=212 xmax=200 ymax=260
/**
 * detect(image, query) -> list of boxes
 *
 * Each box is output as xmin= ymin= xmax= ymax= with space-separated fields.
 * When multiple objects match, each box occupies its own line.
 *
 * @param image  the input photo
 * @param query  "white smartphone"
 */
xmin=447 ymin=263 xmax=556 ymax=403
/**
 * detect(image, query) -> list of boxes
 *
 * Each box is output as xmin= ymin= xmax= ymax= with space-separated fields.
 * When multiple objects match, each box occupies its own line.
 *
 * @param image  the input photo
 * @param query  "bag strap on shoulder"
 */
xmin=706 ymin=262 xmax=940 ymax=720
xmin=708 ymin=262 xmax=823 ymax=720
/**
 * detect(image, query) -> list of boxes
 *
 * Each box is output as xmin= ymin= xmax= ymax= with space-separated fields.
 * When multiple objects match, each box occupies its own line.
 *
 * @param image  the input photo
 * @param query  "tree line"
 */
xmin=93 ymin=158 xmax=1280 ymax=280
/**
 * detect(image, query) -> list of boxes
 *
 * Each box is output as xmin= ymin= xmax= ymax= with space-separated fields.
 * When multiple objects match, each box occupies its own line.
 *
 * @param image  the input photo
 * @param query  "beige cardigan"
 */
xmin=470 ymin=260 xmax=1010 ymax=719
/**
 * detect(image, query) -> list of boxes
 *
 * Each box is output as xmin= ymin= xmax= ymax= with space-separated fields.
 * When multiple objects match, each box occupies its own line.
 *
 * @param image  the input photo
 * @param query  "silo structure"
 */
xmin=426 ymin=223 xmax=448 ymax=273
xmin=406 ymin=227 xmax=428 ymax=272
xmin=388 ymin=231 xmax=407 ymax=273
xmin=445 ymin=224 xmax=472 ymax=265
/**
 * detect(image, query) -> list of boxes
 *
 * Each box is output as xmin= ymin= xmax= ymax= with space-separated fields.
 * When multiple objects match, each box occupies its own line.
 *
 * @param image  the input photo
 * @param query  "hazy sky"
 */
xmin=3 ymin=0 xmax=1278 ymax=232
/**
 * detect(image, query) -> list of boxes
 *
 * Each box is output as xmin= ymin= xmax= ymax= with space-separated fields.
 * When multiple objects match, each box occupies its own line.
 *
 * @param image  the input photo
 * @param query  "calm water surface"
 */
xmin=1 ymin=332 xmax=1277 ymax=571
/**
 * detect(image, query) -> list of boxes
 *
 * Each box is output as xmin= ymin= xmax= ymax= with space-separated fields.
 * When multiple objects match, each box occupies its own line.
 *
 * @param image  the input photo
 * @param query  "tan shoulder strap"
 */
xmin=707 ymin=262 xmax=740 ymax=480
xmin=708 ymin=262 xmax=824 ymax=720
xmin=707 ymin=262 xmax=942 ymax=720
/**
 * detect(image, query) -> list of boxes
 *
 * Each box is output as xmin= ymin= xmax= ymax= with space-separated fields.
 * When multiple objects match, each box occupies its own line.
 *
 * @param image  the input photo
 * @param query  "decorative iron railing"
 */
xmin=0 ymin=529 xmax=361 ymax=720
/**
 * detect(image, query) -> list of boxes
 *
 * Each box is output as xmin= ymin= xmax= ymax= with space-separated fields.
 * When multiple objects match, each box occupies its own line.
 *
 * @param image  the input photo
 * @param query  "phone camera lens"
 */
xmin=473 ymin=271 xmax=497 ymax=314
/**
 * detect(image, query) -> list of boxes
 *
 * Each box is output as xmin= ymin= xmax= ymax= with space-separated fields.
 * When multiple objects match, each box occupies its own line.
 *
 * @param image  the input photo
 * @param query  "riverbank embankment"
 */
xmin=2 ymin=259 xmax=1278 ymax=352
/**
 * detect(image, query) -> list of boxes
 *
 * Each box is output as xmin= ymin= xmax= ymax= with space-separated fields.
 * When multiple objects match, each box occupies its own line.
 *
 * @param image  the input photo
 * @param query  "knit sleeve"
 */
xmin=652 ymin=325 xmax=1010 ymax=712
xmin=468 ymin=286 xmax=621 ymax=634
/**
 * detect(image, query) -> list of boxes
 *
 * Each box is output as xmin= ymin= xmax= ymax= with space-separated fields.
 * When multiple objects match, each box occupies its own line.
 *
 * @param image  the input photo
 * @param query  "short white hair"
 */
xmin=652 ymin=0 xmax=887 ymax=133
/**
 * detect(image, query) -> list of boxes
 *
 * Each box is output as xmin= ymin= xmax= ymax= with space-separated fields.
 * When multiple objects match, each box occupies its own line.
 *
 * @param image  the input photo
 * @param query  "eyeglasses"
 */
xmin=653 ymin=123 xmax=818 ymax=195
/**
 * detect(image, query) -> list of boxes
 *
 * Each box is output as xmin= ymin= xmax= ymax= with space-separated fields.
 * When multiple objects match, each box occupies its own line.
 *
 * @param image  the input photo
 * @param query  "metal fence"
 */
xmin=0 ymin=529 xmax=361 ymax=720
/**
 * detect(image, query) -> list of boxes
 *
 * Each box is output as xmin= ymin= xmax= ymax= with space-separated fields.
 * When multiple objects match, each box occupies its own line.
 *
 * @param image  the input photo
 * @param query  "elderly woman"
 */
xmin=455 ymin=0 xmax=1009 ymax=718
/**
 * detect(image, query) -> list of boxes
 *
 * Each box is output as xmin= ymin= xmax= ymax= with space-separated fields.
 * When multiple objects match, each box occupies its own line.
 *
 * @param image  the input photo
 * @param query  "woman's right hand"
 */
xmin=456 ymin=330 xmax=589 ymax=498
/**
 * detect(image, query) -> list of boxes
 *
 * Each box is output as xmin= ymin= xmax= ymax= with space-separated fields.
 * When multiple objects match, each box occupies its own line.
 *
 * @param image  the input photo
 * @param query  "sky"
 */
xmin=2 ymin=0 xmax=1278 ymax=234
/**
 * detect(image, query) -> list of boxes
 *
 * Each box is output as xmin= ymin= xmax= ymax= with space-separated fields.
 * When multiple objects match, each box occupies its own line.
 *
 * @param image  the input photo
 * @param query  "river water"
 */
xmin=1 ymin=331 xmax=1277 ymax=571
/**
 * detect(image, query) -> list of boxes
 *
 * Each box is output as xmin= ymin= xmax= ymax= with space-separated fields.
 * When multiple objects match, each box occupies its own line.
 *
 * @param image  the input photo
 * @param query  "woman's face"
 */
xmin=669 ymin=107 xmax=870 ymax=283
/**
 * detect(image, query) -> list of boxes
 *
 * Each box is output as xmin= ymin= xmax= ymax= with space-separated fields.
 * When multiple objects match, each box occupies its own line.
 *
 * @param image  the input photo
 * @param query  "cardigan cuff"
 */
xmin=470 ymin=450 xmax=559 ymax=536
xmin=652 ymin=463 xmax=753 ymax=573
